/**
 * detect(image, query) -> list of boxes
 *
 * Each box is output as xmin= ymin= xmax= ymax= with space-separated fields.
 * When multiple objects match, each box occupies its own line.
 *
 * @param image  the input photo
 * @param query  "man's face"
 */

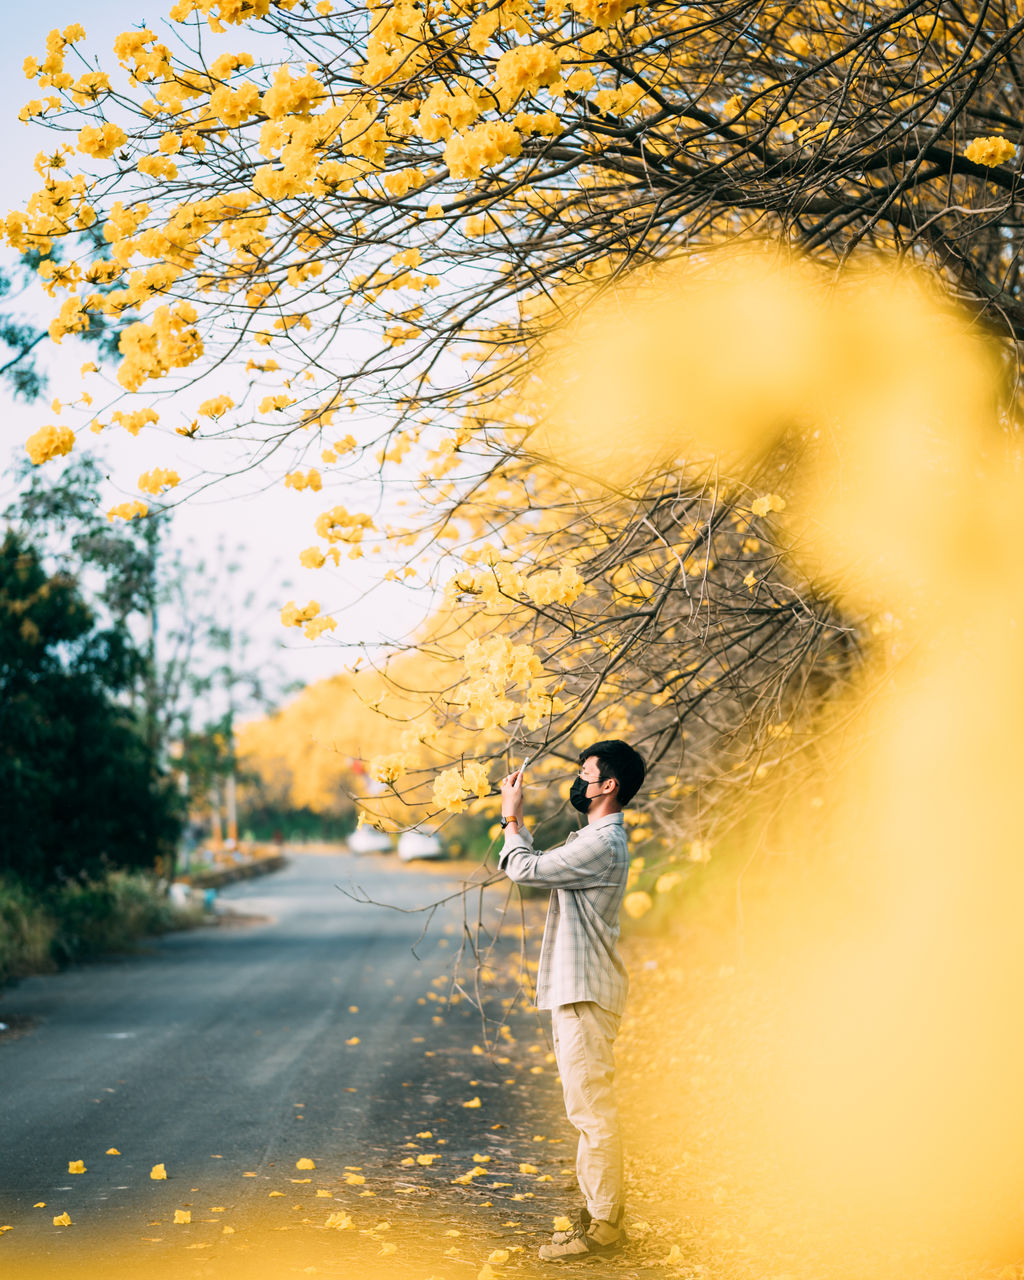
xmin=578 ymin=757 xmax=604 ymax=794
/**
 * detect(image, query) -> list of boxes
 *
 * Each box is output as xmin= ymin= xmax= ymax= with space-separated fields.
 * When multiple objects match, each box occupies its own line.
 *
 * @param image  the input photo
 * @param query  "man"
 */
xmin=499 ymin=739 xmax=647 ymax=1262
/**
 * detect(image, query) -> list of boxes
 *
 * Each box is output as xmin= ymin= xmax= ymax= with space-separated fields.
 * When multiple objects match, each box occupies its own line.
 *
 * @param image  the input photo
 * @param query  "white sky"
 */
xmin=1 ymin=2 xmax=434 ymax=690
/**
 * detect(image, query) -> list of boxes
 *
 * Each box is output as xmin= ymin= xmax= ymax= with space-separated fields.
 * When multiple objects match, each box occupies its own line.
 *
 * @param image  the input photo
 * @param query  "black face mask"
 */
xmin=570 ymin=777 xmax=595 ymax=814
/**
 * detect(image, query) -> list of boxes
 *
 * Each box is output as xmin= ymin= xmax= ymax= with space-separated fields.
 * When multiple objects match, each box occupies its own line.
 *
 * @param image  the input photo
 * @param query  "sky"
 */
xmin=1 ymin=1 xmax=433 ymax=692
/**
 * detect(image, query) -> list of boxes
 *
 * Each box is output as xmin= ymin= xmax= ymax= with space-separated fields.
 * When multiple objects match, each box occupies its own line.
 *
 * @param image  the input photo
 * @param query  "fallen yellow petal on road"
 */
xmin=68 ymin=1160 xmax=86 ymax=1174
xmin=150 ymin=1164 xmax=167 ymax=1180
xmin=173 ymin=1210 xmax=191 ymax=1224
xmin=296 ymin=1157 xmax=315 ymax=1170
xmin=52 ymin=1213 xmax=72 ymax=1227
xmin=106 ymin=1148 xmax=120 ymax=1156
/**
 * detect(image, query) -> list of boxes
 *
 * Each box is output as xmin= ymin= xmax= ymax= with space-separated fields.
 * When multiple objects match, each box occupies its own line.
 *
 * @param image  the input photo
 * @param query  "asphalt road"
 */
xmin=0 ymin=850 xmax=580 ymax=1280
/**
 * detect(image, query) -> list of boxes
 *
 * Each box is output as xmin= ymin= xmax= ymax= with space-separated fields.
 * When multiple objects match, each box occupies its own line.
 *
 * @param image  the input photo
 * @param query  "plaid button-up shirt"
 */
xmin=499 ymin=812 xmax=630 ymax=1016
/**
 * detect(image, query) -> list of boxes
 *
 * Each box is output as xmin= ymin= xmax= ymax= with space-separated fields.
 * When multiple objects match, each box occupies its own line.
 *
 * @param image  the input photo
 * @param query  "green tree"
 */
xmin=0 ymin=230 xmax=133 ymax=402
xmin=0 ymin=528 xmax=182 ymax=885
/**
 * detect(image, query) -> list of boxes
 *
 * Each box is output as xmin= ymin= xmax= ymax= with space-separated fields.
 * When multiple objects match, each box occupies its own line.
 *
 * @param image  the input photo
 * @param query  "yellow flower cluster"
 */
xmin=623 ymin=890 xmax=652 ymax=919
xmin=111 ymin=408 xmax=159 ymax=436
xmin=107 ymin=500 xmax=149 ymax=521
xmin=138 ymin=154 xmax=179 ymax=180
xmin=314 ymin=506 xmax=375 ymax=544
xmin=525 ymin=566 xmax=585 ymax=607
xmin=137 ymin=467 xmax=181 ymax=496
xmin=25 ymin=425 xmax=75 ymax=465
xmin=281 ymin=599 xmax=320 ymax=626
xmin=963 ymin=135 xmax=1016 ymax=168
xmin=209 ymin=82 xmax=261 ymax=127
xmin=117 ymin=302 xmax=203 ymax=392
xmin=417 ymin=84 xmax=484 ymax=143
xmin=198 ymin=394 xmax=234 ymax=418
xmin=48 ymin=296 xmax=90 ymax=343
xmin=281 ymin=599 xmax=338 ymax=639
xmin=71 ymin=71 xmax=112 ymax=106
xmin=513 ymin=111 xmax=562 ymax=136
xmin=370 ymin=753 xmax=410 ymax=786
xmin=261 ymin=67 xmax=327 ymax=121
xmin=169 ymin=0 xmax=271 ymax=33
xmin=285 ymin=469 xmax=323 ymax=492
xmin=444 ymin=122 xmax=522 ymax=181
xmin=432 ymin=761 xmax=491 ymax=813
xmin=493 ymin=44 xmax=562 ymax=111
xmin=460 ymin=634 xmax=555 ymax=729
xmin=77 ymin=122 xmax=127 ymax=159
xmin=567 ymin=0 xmax=637 ymax=27
xmin=448 ymin=558 xmax=524 ymax=607
xmin=360 ymin=0 xmax=433 ymax=87
xmin=751 ymin=493 xmax=786 ymax=517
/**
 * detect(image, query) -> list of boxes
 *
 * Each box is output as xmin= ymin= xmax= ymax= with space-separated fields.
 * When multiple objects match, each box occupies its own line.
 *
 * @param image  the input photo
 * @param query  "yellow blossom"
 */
xmin=199 ymin=394 xmax=234 ymax=418
xmin=138 ymin=467 xmax=181 ymax=496
xmin=963 ymin=135 xmax=1016 ymax=168
xmin=751 ymin=493 xmax=786 ymax=517
xmin=623 ymin=891 xmax=653 ymax=919
xmin=444 ymin=122 xmax=522 ymax=181
xmin=77 ymin=122 xmax=127 ymax=159
xmin=284 ymin=468 xmax=323 ymax=492
xmin=494 ymin=44 xmax=562 ymax=110
xmin=26 ymin=425 xmax=75 ymax=465
xmin=107 ymin=500 xmax=149 ymax=522
xmin=281 ymin=599 xmax=321 ymax=628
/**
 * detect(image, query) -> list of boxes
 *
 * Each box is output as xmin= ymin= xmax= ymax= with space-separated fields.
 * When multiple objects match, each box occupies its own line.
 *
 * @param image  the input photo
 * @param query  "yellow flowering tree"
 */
xmin=6 ymin=1 xmax=1020 ymax=841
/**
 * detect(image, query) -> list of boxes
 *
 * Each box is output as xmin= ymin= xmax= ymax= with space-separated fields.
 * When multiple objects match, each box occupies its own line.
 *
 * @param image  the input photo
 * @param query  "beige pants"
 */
xmin=551 ymin=1001 xmax=624 ymax=1222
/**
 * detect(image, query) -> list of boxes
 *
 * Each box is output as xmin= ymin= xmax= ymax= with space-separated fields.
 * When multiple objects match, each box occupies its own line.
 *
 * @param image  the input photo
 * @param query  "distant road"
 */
xmin=0 ymin=850 xmax=574 ymax=1278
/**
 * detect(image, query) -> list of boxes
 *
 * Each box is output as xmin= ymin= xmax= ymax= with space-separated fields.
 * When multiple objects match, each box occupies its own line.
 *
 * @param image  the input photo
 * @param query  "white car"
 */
xmin=347 ymin=824 xmax=394 ymax=855
xmin=396 ymin=826 xmax=445 ymax=862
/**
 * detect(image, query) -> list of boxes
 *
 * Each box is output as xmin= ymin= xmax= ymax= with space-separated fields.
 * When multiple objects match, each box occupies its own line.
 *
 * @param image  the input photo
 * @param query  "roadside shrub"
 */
xmin=49 ymin=872 xmax=188 ymax=965
xmin=0 ymin=871 xmax=200 ymax=987
xmin=0 ymin=876 xmax=55 ymax=987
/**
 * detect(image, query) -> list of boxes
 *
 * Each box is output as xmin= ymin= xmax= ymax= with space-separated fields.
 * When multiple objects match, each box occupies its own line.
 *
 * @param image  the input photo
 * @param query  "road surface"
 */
xmin=0 ymin=850 xmax=584 ymax=1279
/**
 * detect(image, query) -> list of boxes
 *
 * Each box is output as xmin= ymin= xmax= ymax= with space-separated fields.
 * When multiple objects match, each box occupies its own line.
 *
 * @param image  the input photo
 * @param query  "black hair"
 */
xmin=579 ymin=739 xmax=647 ymax=807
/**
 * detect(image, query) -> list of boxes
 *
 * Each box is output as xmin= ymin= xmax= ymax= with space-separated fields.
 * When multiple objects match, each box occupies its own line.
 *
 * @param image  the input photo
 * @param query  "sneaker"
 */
xmin=538 ymin=1215 xmax=624 ymax=1262
xmin=550 ymin=1207 xmax=590 ymax=1244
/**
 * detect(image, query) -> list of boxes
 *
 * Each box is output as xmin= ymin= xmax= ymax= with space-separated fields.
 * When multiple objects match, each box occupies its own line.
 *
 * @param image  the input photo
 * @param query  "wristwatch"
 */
xmin=500 ymin=816 xmax=516 ymax=828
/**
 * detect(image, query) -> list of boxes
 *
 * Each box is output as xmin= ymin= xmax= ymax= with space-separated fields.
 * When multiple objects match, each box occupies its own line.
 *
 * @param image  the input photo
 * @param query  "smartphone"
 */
xmin=516 ymin=756 xmax=532 ymax=779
